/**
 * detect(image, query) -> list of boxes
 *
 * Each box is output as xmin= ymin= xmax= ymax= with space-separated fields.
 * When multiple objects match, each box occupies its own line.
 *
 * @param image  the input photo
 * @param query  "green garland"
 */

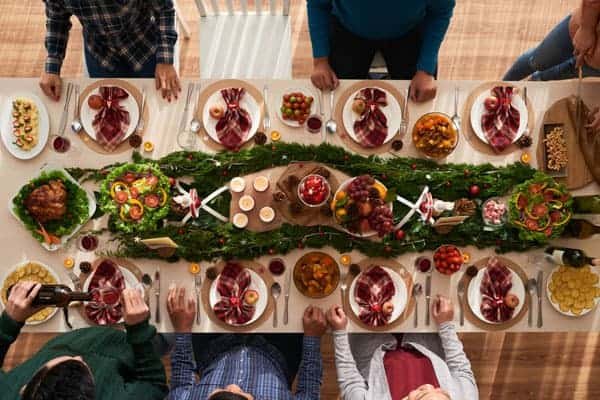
xmin=68 ymin=142 xmax=541 ymax=262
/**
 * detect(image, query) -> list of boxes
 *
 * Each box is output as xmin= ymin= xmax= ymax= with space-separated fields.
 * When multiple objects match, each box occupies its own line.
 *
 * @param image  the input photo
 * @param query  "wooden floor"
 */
xmin=2 ymin=1 xmax=598 ymax=399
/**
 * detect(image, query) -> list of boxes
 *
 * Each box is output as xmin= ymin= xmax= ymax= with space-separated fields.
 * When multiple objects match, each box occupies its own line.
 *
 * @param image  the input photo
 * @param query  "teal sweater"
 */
xmin=0 ymin=312 xmax=167 ymax=400
xmin=306 ymin=0 xmax=456 ymax=75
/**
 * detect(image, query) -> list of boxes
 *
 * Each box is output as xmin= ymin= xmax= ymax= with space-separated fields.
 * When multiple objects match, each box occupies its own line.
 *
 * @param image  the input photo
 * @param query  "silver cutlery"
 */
xmin=576 ymin=66 xmax=583 ymax=139
xmin=451 ymin=86 xmax=461 ymax=132
xmin=339 ymin=266 xmax=349 ymax=310
xmin=136 ymin=88 xmax=147 ymax=133
xmin=141 ymin=273 xmax=153 ymax=312
xmin=283 ymin=268 xmax=292 ymax=325
xmin=536 ymin=270 xmax=543 ymax=328
xmin=526 ymin=278 xmax=537 ymax=327
xmin=522 ymin=86 xmax=530 ymax=137
xmin=319 ymin=89 xmax=324 ymax=116
xmin=263 ymin=84 xmax=271 ymax=132
xmin=154 ymin=268 xmax=161 ymax=324
xmin=399 ymin=86 xmax=410 ymax=137
xmin=271 ymin=282 xmax=281 ymax=328
xmin=57 ymin=83 xmax=73 ymax=137
xmin=325 ymin=89 xmax=337 ymax=140
xmin=68 ymin=270 xmax=82 ymax=291
xmin=425 ymin=274 xmax=432 ymax=326
xmin=178 ymin=83 xmax=194 ymax=135
xmin=70 ymin=85 xmax=82 ymax=134
xmin=194 ymin=272 xmax=202 ymax=325
xmin=190 ymin=83 xmax=202 ymax=134
xmin=457 ymin=279 xmax=465 ymax=326
xmin=412 ymin=283 xmax=422 ymax=327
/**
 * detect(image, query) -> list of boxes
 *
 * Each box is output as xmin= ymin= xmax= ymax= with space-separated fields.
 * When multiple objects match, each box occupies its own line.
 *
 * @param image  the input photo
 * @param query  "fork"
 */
xmin=399 ymin=86 xmax=410 ymax=137
xmin=57 ymin=83 xmax=73 ymax=137
xmin=68 ymin=270 xmax=82 ymax=291
xmin=339 ymin=270 xmax=348 ymax=310
xmin=136 ymin=88 xmax=147 ymax=133
xmin=178 ymin=84 xmax=194 ymax=135
xmin=263 ymin=84 xmax=271 ymax=132
xmin=522 ymin=86 xmax=530 ymax=137
xmin=194 ymin=273 xmax=202 ymax=325
xmin=457 ymin=279 xmax=465 ymax=326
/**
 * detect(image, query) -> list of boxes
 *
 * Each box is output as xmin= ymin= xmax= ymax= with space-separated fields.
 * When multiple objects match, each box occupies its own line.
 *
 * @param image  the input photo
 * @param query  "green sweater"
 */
xmin=0 ymin=312 xmax=168 ymax=400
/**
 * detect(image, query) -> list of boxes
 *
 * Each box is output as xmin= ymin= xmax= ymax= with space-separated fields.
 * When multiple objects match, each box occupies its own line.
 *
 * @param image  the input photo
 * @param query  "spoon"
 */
xmin=70 ymin=85 xmax=82 ymax=134
xmin=412 ymin=283 xmax=423 ymax=327
xmin=190 ymin=83 xmax=202 ymax=134
xmin=325 ymin=89 xmax=337 ymax=139
xmin=526 ymin=278 xmax=537 ymax=327
xmin=451 ymin=86 xmax=461 ymax=132
xmin=271 ymin=282 xmax=281 ymax=328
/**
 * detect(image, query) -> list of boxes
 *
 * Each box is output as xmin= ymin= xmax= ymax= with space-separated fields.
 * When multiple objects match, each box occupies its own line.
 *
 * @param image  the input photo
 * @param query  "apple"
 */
xmin=504 ymin=293 xmax=519 ymax=309
xmin=382 ymin=301 xmax=394 ymax=315
xmin=244 ymin=290 xmax=259 ymax=305
xmin=209 ymin=105 xmax=224 ymax=119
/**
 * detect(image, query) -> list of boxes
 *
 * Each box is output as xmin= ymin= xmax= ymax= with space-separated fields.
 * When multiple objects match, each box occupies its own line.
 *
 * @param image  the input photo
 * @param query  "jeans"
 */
xmin=328 ymin=17 xmax=428 ymax=80
xmin=84 ymin=45 xmax=156 ymax=78
xmin=503 ymin=15 xmax=600 ymax=81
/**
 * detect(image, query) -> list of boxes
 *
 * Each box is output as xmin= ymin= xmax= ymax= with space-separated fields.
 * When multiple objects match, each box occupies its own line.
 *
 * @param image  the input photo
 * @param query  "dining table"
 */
xmin=0 ymin=77 xmax=599 ymax=333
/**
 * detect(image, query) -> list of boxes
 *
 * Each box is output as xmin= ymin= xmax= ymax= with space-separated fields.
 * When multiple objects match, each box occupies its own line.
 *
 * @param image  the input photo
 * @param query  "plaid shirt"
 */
xmin=168 ymin=334 xmax=323 ymax=400
xmin=43 ymin=0 xmax=177 ymax=74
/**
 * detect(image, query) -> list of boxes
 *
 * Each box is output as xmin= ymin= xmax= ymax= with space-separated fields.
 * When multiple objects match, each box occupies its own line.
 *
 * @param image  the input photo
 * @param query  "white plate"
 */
xmin=332 ymin=177 xmax=393 ymax=238
xmin=203 ymin=88 xmax=260 ymax=146
xmin=470 ymin=88 xmax=528 ymax=145
xmin=342 ymin=87 xmax=401 ymax=147
xmin=468 ymin=266 xmax=525 ymax=324
xmin=546 ymin=265 xmax=600 ymax=317
xmin=80 ymin=86 xmax=140 ymax=143
xmin=9 ymin=165 xmax=96 ymax=251
xmin=209 ymin=268 xmax=267 ymax=326
xmin=83 ymin=261 xmax=142 ymax=324
xmin=349 ymin=266 xmax=407 ymax=326
xmin=276 ymin=87 xmax=318 ymax=128
xmin=0 ymin=92 xmax=49 ymax=160
xmin=1 ymin=261 xmax=60 ymax=325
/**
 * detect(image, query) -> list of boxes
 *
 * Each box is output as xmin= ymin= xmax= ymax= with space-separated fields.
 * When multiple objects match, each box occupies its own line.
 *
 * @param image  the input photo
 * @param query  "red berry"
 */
xmin=411 ymin=163 xmax=417 ymax=170
xmin=218 ymin=238 xmax=225 ymax=245
xmin=268 ymin=248 xmax=275 ymax=255
xmin=469 ymin=185 xmax=480 ymax=197
xmin=394 ymin=229 xmax=405 ymax=240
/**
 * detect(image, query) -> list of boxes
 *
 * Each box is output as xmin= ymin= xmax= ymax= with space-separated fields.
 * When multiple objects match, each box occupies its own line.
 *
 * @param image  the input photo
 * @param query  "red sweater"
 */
xmin=383 ymin=346 xmax=440 ymax=399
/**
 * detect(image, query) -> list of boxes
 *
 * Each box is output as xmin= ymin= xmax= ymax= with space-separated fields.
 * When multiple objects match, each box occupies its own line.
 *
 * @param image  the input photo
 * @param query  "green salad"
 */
xmin=508 ymin=173 xmax=572 ymax=243
xmin=100 ymin=163 xmax=171 ymax=233
xmin=12 ymin=170 xmax=90 ymax=245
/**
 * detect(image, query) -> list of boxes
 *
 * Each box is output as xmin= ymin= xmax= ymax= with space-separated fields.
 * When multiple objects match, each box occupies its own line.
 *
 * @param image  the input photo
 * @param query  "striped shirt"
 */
xmin=169 ymin=334 xmax=323 ymax=400
xmin=43 ymin=0 xmax=177 ymax=74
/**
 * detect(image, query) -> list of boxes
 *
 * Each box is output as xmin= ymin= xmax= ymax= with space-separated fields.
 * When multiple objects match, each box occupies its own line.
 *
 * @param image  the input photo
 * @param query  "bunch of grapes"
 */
xmin=347 ymin=175 xmax=376 ymax=202
xmin=368 ymin=205 xmax=394 ymax=237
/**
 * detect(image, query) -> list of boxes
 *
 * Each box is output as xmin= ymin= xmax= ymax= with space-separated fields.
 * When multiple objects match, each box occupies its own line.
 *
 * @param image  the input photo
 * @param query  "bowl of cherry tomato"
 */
xmin=433 ymin=245 xmax=463 ymax=275
xmin=278 ymin=90 xmax=316 ymax=127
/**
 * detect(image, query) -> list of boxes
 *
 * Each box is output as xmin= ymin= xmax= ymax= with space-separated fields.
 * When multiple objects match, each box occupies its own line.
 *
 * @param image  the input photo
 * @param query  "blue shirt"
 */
xmin=168 ymin=334 xmax=322 ymax=400
xmin=306 ymin=0 xmax=455 ymax=75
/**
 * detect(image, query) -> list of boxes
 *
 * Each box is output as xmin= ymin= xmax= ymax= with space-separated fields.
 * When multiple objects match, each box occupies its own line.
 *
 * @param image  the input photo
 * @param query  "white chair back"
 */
xmin=195 ymin=0 xmax=290 ymax=16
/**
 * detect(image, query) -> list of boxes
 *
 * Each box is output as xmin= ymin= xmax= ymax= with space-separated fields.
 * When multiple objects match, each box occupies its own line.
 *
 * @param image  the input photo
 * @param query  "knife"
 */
xmin=425 ymin=274 xmax=432 ymax=326
xmin=576 ymin=66 xmax=583 ymax=139
xmin=154 ymin=268 xmax=161 ymax=324
xmin=283 ymin=269 xmax=292 ymax=325
xmin=536 ymin=270 xmax=543 ymax=328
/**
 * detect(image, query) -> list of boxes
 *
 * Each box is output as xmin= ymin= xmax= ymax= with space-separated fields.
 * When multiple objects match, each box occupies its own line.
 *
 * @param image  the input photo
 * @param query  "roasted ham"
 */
xmin=92 ymin=86 xmax=131 ymax=151
xmin=481 ymin=86 xmax=520 ymax=152
xmin=479 ymin=258 xmax=515 ymax=323
xmin=215 ymin=88 xmax=252 ymax=150
xmin=213 ymin=262 xmax=256 ymax=325
xmin=354 ymin=265 xmax=396 ymax=327
xmin=352 ymin=88 xmax=389 ymax=148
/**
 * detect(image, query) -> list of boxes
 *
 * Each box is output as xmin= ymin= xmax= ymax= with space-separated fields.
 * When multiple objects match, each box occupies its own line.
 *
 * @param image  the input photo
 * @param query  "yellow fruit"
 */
xmin=372 ymin=182 xmax=387 ymax=199
xmin=335 ymin=208 xmax=347 ymax=219
xmin=335 ymin=191 xmax=347 ymax=201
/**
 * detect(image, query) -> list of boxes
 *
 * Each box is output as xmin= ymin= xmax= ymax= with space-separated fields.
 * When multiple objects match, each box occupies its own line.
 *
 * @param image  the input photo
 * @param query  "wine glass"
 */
xmin=177 ymin=129 xmax=198 ymax=151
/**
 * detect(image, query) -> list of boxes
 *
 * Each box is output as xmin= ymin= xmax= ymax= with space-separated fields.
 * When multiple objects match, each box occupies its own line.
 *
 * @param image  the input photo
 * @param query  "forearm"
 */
xmin=294 ymin=336 xmax=323 ymax=400
xmin=0 ymin=312 xmax=23 ymax=368
xmin=307 ymin=0 xmax=333 ymax=58
xmin=43 ymin=0 xmax=72 ymax=74
xmin=333 ymin=331 xmax=367 ymax=400
xmin=581 ymin=0 xmax=600 ymax=33
xmin=169 ymin=333 xmax=197 ymax=391
xmin=124 ymin=321 xmax=168 ymax=393
xmin=156 ymin=0 xmax=177 ymax=64
xmin=417 ymin=0 xmax=456 ymax=75
xmin=438 ymin=322 xmax=477 ymax=392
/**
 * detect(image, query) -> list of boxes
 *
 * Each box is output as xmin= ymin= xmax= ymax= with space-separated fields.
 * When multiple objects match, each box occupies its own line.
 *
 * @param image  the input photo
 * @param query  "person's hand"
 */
xmin=303 ymin=305 xmax=327 ymax=337
xmin=167 ymin=285 xmax=196 ymax=333
xmin=410 ymin=70 xmax=437 ymax=103
xmin=574 ymin=27 xmax=597 ymax=67
xmin=432 ymin=295 xmax=454 ymax=325
xmin=585 ymin=106 xmax=600 ymax=132
xmin=121 ymin=288 xmax=150 ymax=326
xmin=155 ymin=63 xmax=181 ymax=102
xmin=5 ymin=281 xmax=42 ymax=323
xmin=310 ymin=57 xmax=339 ymax=91
xmin=39 ymin=72 xmax=62 ymax=101
xmin=325 ymin=305 xmax=347 ymax=331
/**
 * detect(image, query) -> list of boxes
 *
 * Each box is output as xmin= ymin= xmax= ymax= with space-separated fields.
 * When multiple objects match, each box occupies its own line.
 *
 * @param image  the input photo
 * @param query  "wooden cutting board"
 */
xmin=537 ymin=96 xmax=594 ymax=189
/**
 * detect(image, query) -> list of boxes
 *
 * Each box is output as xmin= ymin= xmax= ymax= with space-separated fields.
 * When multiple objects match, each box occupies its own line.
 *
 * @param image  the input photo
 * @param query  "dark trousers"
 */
xmin=192 ymin=333 xmax=304 ymax=384
xmin=84 ymin=45 xmax=157 ymax=78
xmin=328 ymin=17 xmax=426 ymax=80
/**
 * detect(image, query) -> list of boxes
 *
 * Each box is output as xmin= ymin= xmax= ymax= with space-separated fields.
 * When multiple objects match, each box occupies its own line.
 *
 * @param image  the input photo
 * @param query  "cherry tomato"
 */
xmin=122 ymin=172 xmax=136 ymax=184
xmin=146 ymin=175 xmax=159 ymax=186
xmin=115 ymin=191 xmax=129 ymax=204
xmin=129 ymin=206 xmax=143 ymax=220
xmin=130 ymin=187 xmax=139 ymax=199
xmin=144 ymin=194 xmax=160 ymax=208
